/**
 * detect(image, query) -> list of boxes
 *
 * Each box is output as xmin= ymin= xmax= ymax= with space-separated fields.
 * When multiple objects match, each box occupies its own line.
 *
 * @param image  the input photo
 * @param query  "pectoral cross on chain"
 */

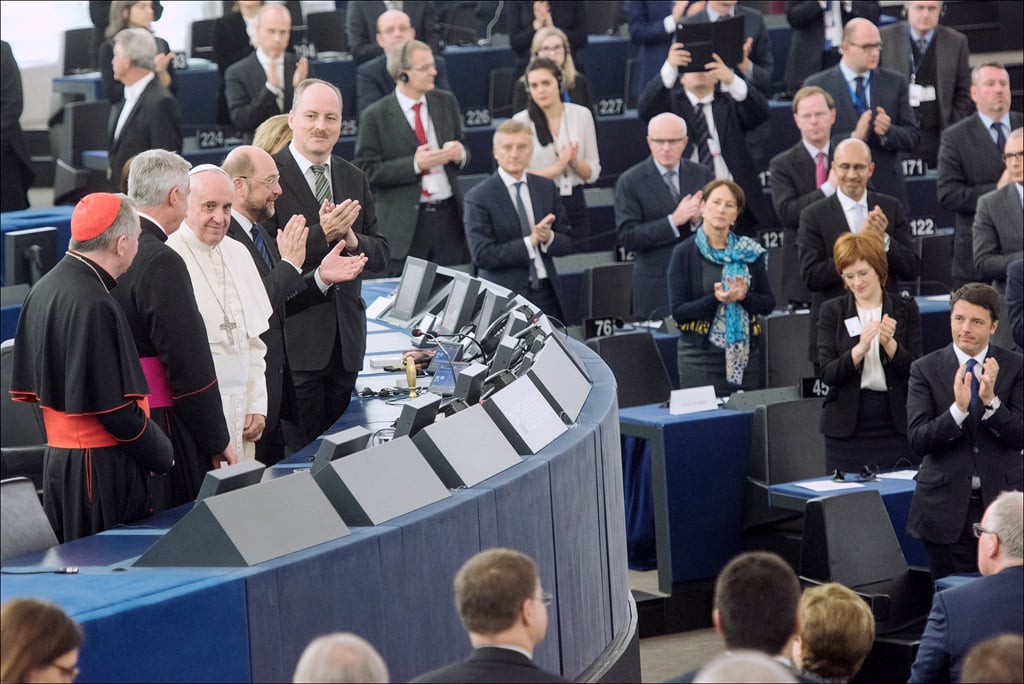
xmin=220 ymin=314 xmax=238 ymax=345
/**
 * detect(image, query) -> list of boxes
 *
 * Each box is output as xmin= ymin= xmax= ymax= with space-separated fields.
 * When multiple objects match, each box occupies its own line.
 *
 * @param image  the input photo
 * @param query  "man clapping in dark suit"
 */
xmin=615 ymin=112 xmax=712 ymax=320
xmin=804 ymin=18 xmax=919 ymax=207
xmin=464 ymin=120 xmax=573 ymax=321
xmin=354 ymin=39 xmax=467 ymax=276
xmin=797 ymin=138 xmax=920 ymax=363
xmin=267 ymin=79 xmax=389 ymax=444
xmin=106 ymin=28 xmax=181 ymax=191
xmin=769 ymin=85 xmax=839 ymax=309
xmin=906 ymin=284 xmax=1024 ymax=580
xmin=224 ymin=3 xmax=310 ymax=139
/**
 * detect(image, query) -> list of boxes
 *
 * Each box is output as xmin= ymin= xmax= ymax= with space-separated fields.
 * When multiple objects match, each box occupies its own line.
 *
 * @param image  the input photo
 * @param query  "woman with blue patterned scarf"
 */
xmin=667 ymin=180 xmax=776 ymax=396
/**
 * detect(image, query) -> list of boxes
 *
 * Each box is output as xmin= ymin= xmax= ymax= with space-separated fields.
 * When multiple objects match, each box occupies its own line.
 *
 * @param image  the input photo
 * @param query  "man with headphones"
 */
xmin=354 ymin=39 xmax=470 ymax=276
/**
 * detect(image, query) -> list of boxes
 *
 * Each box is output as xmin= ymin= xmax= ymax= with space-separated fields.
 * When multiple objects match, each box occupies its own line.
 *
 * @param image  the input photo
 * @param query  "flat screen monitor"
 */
xmin=393 ymin=392 xmax=442 ymax=438
xmin=4 ymin=227 xmax=57 ymax=286
xmin=473 ymin=289 xmax=514 ymax=336
xmin=426 ymin=341 xmax=464 ymax=374
xmin=427 ymin=361 xmax=470 ymax=396
xmin=388 ymin=258 xmax=437 ymax=323
xmin=195 ymin=460 xmax=266 ymax=501
xmin=436 ymin=273 xmax=482 ymax=336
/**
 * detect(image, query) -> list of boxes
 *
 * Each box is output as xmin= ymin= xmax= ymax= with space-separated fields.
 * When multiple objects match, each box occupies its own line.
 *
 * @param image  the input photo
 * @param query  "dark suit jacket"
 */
xmin=1 ymin=40 xmax=34 ymax=212
xmin=507 ymin=0 xmax=588 ymax=72
xmin=1007 ymin=259 xmax=1024 ymax=349
xmin=355 ymin=53 xmax=450 ymax=116
xmin=804 ymin=65 xmax=919 ymax=207
xmin=353 ymin=89 xmax=467 ymax=261
xmin=224 ymin=52 xmax=305 ymax=136
xmin=973 ymin=183 xmax=1024 ymax=290
xmin=937 ymin=111 xmax=1024 ymax=285
xmin=624 ymin=1 xmax=675 ymax=99
xmin=783 ymin=0 xmax=880 ymax=96
xmin=226 ymin=217 xmax=305 ymax=433
xmin=909 ymin=565 xmax=1024 ymax=684
xmin=769 ymin=140 xmax=835 ymax=304
xmin=683 ymin=5 xmax=773 ymax=97
xmin=615 ymin=156 xmax=713 ymax=319
xmin=212 ymin=9 xmax=253 ymax=74
xmin=268 ymin=149 xmax=390 ymax=373
xmin=464 ymin=172 xmax=573 ymax=304
xmin=106 ymin=77 xmax=182 ymax=190
xmin=878 ymin=22 xmax=973 ymax=130
xmin=817 ymin=291 xmax=922 ymax=438
xmin=412 ymin=647 xmax=566 ymax=683
xmin=637 ymin=75 xmax=773 ymax=231
xmin=345 ymin=0 xmax=440 ymax=64
xmin=797 ymin=191 xmax=920 ymax=361
xmin=906 ymin=344 xmax=1024 ymax=544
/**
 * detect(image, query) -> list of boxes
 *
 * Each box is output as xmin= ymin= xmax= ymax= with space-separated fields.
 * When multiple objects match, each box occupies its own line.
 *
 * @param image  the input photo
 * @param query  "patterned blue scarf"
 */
xmin=695 ymin=229 xmax=766 ymax=385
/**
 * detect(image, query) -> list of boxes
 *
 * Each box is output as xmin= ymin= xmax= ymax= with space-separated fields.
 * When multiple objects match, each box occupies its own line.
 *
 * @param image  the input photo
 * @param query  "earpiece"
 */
xmin=397 ymin=40 xmax=411 ymax=83
xmin=399 ymin=72 xmax=409 ymax=83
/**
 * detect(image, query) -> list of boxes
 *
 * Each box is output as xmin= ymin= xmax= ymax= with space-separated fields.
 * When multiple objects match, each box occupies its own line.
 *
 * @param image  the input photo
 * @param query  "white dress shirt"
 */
xmin=497 ymin=167 xmax=551 ymax=280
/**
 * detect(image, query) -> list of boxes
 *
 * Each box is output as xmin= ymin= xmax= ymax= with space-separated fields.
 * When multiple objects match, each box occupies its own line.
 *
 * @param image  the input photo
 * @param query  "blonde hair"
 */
xmin=530 ymin=26 xmax=578 ymax=89
xmin=798 ymin=583 xmax=875 ymax=681
xmin=253 ymin=114 xmax=292 ymax=154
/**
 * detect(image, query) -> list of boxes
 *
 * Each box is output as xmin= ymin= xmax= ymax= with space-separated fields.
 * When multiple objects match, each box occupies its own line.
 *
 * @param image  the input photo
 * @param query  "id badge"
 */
xmin=559 ymin=174 xmax=573 ymax=196
xmin=909 ymin=83 xmax=922 ymax=108
xmin=844 ymin=316 xmax=863 ymax=337
xmin=919 ymin=85 xmax=937 ymax=102
xmin=707 ymin=138 xmax=722 ymax=157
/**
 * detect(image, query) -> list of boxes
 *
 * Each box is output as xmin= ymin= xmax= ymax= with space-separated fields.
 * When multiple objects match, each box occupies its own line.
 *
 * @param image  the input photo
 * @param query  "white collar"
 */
xmin=498 ymin=167 xmax=527 ymax=188
xmin=953 ymin=344 xmax=989 ymax=366
xmin=124 ymin=71 xmax=155 ymax=102
xmin=836 ymin=188 xmax=868 ymax=212
xmin=288 ymin=141 xmax=331 ymax=177
xmin=230 ymin=209 xmax=254 ymax=232
xmin=137 ymin=210 xmax=167 ymax=236
xmin=255 ymin=48 xmax=283 ymax=68
xmin=395 ymin=87 xmax=424 ymax=113
xmin=801 ymin=139 xmax=830 ymax=159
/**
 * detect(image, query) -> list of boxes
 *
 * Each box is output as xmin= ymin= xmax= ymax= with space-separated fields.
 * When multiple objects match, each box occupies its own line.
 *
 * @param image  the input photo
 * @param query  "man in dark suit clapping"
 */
xmin=267 ymin=79 xmax=389 ymax=444
xmin=906 ymin=284 xmax=1024 ymax=580
xmin=463 ymin=120 xmax=574 ymax=321
xmin=354 ymin=39 xmax=466 ymax=276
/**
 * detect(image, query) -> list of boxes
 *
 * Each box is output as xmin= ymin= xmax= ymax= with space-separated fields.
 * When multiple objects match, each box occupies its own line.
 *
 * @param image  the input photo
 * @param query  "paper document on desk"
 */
xmin=878 ymin=470 xmax=917 ymax=480
xmin=794 ymin=480 xmax=864 ymax=492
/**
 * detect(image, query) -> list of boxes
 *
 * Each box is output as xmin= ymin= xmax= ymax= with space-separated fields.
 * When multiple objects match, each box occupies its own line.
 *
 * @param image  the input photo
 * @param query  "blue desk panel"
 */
xmin=618 ymin=405 xmax=752 ymax=593
xmin=769 ymin=474 xmax=927 ymax=568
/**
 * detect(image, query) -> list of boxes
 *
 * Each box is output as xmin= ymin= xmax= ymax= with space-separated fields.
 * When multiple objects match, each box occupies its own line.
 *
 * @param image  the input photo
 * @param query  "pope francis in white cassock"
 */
xmin=168 ymin=165 xmax=272 ymax=461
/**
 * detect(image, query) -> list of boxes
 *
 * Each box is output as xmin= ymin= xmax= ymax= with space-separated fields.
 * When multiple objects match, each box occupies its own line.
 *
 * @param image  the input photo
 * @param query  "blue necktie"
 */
xmin=854 ymin=76 xmax=868 ymax=115
xmin=251 ymin=225 xmax=272 ymax=269
xmin=965 ymin=358 xmax=981 ymax=413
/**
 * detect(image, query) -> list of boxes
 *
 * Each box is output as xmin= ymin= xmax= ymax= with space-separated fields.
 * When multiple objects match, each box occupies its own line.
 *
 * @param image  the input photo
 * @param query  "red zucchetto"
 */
xmin=71 ymin=193 xmax=123 ymax=241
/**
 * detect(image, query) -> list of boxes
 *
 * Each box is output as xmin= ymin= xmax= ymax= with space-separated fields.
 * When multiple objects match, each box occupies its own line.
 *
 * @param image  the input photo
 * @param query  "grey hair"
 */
xmin=114 ymin=27 xmax=157 ymax=71
xmin=648 ymin=112 xmax=688 ymax=137
xmin=386 ymin=39 xmax=430 ymax=81
xmin=988 ymin=491 xmax=1024 ymax=559
xmin=128 ymin=149 xmax=191 ymax=207
xmin=69 ymin=194 xmax=139 ymax=252
xmin=292 ymin=633 xmax=388 ymax=683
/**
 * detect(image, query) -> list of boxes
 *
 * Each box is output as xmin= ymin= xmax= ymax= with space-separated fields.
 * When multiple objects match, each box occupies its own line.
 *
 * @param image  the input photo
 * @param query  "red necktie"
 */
xmin=412 ymin=102 xmax=431 ymax=197
xmin=815 ymin=151 xmax=827 ymax=188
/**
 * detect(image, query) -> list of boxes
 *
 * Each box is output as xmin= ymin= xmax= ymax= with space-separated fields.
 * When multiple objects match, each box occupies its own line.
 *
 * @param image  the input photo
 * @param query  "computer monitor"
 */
xmin=4 ymin=227 xmax=57 ymax=286
xmin=393 ymin=392 xmax=442 ymax=438
xmin=426 ymin=341 xmax=464 ymax=374
xmin=388 ymin=258 xmax=438 ymax=323
xmin=195 ymin=460 xmax=266 ymax=501
xmin=311 ymin=426 xmax=372 ymax=475
xmin=435 ymin=273 xmax=482 ymax=335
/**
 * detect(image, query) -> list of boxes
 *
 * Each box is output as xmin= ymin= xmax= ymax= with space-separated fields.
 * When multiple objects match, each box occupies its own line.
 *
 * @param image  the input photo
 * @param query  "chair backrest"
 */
xmin=587 ymin=0 xmax=624 ymax=36
xmin=190 ymin=18 xmax=218 ymax=60
xmin=800 ymin=489 xmax=908 ymax=587
xmin=586 ymin=332 xmax=672 ymax=408
xmin=1 ymin=341 xmax=45 ymax=449
xmin=306 ymin=9 xmax=347 ymax=53
xmin=749 ymin=398 xmax=826 ymax=483
xmin=489 ymin=67 xmax=518 ymax=120
xmin=764 ymin=312 xmax=815 ymax=387
xmin=441 ymin=2 xmax=479 ymax=47
xmin=0 ymin=477 xmax=58 ymax=562
xmin=57 ymin=99 xmax=112 ymax=167
xmin=624 ymin=58 xmax=640 ymax=109
xmin=580 ymin=262 xmax=634 ymax=322
xmin=62 ymin=27 xmax=95 ymax=75
xmin=765 ymin=245 xmax=784 ymax=311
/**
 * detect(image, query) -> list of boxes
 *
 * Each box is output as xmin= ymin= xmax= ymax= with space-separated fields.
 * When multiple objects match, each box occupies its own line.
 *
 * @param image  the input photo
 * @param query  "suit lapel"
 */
xmin=275 ymin=150 xmax=321 ymax=218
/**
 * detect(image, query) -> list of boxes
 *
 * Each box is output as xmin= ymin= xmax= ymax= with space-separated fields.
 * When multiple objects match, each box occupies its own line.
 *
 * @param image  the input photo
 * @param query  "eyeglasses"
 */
xmin=1003 ymin=151 xmax=1024 ymax=162
xmin=649 ymin=138 xmax=685 ymax=146
xmin=408 ymin=63 xmax=436 ymax=73
xmin=49 ymin=662 xmax=80 ymax=680
xmin=847 ymin=41 xmax=883 ymax=51
xmin=537 ymin=45 xmax=565 ymax=54
xmin=237 ymin=175 xmax=280 ymax=186
xmin=972 ymin=523 xmax=998 ymax=539
xmin=835 ymin=163 xmax=870 ymax=172
xmin=533 ymin=592 xmax=553 ymax=607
